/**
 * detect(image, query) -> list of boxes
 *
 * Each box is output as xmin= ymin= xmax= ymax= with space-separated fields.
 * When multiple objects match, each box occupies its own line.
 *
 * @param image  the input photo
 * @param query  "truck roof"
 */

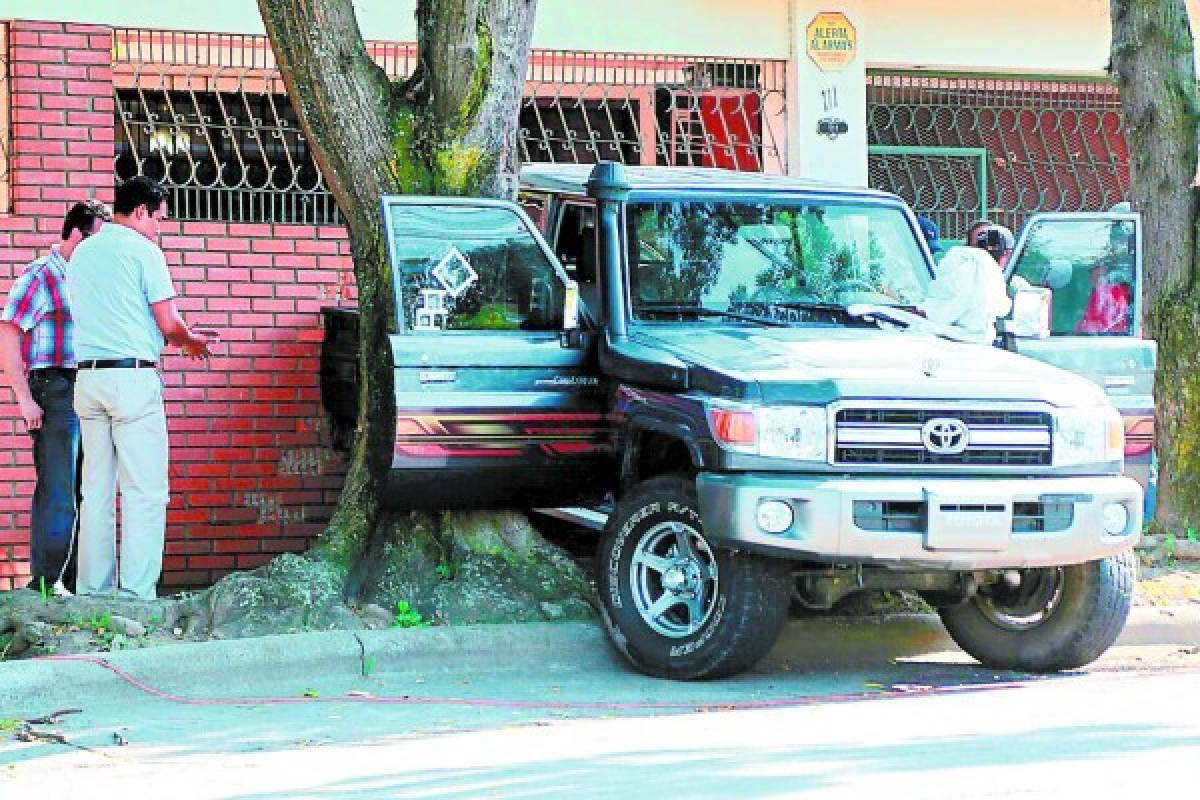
xmin=519 ymin=163 xmax=903 ymax=203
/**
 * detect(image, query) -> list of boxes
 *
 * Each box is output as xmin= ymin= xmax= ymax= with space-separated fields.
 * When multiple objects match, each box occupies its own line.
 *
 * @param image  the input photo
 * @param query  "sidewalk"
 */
xmin=4 ymin=604 xmax=1199 ymax=716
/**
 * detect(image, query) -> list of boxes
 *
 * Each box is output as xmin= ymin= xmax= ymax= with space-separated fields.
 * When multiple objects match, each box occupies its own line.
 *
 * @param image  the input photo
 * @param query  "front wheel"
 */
xmin=597 ymin=476 xmax=793 ymax=680
xmin=938 ymin=552 xmax=1136 ymax=672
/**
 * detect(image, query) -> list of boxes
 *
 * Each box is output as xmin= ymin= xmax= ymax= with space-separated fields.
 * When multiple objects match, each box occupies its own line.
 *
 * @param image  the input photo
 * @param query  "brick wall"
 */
xmin=0 ymin=21 xmax=349 ymax=590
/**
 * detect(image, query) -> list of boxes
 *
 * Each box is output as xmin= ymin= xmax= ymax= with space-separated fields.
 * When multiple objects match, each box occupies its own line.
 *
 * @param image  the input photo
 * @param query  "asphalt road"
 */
xmin=3 ymin=616 xmax=1199 ymax=798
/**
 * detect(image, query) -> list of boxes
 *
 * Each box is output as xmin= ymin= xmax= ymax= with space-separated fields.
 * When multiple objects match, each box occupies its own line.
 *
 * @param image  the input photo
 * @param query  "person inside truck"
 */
xmin=1076 ymin=261 xmax=1132 ymax=334
xmin=917 ymin=223 xmax=1013 ymax=343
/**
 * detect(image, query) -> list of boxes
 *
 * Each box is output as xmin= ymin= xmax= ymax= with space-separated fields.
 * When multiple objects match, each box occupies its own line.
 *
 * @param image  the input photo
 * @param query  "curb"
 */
xmin=3 ymin=606 xmax=1198 ymax=714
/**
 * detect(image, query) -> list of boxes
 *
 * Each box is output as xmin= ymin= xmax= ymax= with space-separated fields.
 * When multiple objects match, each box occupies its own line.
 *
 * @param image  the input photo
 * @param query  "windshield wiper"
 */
xmin=843 ymin=303 xmax=981 ymax=344
xmin=637 ymin=304 xmax=787 ymax=327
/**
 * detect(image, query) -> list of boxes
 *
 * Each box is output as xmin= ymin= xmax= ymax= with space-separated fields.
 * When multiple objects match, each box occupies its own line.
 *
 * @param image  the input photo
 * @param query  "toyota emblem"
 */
xmin=921 ymin=417 xmax=969 ymax=455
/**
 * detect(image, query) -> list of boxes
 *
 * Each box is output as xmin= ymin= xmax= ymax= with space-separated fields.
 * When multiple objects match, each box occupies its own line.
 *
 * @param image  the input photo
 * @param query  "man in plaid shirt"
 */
xmin=0 ymin=200 xmax=111 ymax=594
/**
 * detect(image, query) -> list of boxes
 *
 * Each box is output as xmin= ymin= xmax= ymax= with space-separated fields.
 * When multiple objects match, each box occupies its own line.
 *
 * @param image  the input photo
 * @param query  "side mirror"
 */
xmin=1005 ymin=286 xmax=1052 ymax=339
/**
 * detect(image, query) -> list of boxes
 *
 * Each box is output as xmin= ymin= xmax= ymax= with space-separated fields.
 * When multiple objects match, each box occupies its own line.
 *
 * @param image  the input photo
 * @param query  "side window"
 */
xmin=554 ymin=203 xmax=601 ymax=318
xmin=387 ymin=203 xmax=564 ymax=333
xmin=554 ymin=203 xmax=596 ymax=278
xmin=1011 ymin=218 xmax=1137 ymax=336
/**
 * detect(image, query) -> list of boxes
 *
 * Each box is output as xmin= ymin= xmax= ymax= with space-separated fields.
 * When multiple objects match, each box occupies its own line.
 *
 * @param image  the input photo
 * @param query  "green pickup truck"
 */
xmin=321 ymin=163 xmax=1149 ymax=680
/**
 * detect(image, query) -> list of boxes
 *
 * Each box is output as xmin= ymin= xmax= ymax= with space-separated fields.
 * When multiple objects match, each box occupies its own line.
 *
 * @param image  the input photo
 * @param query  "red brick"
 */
xmin=67 ymin=81 xmax=112 ymax=97
xmin=66 ymin=110 xmax=114 ymax=127
xmin=10 ymin=78 xmax=65 ymax=94
xmin=42 ymin=155 xmax=93 ymax=171
xmin=40 ymin=126 xmax=90 ymax=141
xmin=214 ymin=539 xmax=260 ymax=554
xmin=40 ymin=33 xmax=89 ymax=48
xmin=66 ymin=50 xmax=111 ymax=65
xmin=251 ymin=239 xmax=295 ymax=254
xmin=42 ymin=64 xmax=90 ymax=81
xmin=183 ymin=252 xmax=230 ymax=267
xmin=12 ymin=109 xmax=65 ymax=125
xmin=67 ymin=172 xmax=114 ymax=188
xmin=12 ymin=48 xmax=67 ymax=63
xmin=226 ymin=224 xmax=272 ymax=238
xmin=13 ymin=21 xmax=64 ymax=32
xmin=207 ymin=238 xmax=252 ymax=252
xmin=229 ymin=253 xmax=275 ymax=267
xmin=188 ymin=555 xmax=236 ymax=569
xmin=67 ymin=141 xmax=113 ymax=156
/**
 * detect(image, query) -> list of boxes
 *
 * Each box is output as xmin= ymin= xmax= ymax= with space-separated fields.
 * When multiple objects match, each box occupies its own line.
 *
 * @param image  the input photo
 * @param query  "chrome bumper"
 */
xmin=695 ymin=473 xmax=1142 ymax=569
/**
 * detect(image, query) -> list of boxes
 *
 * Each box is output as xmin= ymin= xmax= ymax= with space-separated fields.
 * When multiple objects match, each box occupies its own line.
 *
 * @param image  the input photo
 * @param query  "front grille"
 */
xmin=853 ymin=500 xmax=1075 ymax=533
xmin=835 ymin=406 xmax=1052 ymax=468
xmin=837 ymin=447 xmax=1051 ymax=467
xmin=839 ymin=409 xmax=1049 ymax=427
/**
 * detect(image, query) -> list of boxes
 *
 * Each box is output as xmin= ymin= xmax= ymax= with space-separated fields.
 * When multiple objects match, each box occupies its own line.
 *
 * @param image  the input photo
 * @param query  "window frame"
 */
xmin=1005 ymin=211 xmax=1142 ymax=338
xmin=380 ymin=195 xmax=572 ymax=335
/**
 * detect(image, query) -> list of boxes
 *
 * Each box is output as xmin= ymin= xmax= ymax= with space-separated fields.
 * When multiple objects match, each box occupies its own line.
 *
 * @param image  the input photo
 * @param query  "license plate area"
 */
xmin=924 ymin=490 xmax=1011 ymax=551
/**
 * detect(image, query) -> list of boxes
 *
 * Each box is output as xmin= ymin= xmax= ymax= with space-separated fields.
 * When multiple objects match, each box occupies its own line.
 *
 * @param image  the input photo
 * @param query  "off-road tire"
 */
xmin=938 ymin=552 xmax=1136 ymax=672
xmin=597 ymin=476 xmax=793 ymax=680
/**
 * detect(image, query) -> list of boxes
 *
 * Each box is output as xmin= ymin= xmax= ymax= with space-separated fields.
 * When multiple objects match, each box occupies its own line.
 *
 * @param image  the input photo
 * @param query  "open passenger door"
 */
xmin=1005 ymin=212 xmax=1155 ymax=509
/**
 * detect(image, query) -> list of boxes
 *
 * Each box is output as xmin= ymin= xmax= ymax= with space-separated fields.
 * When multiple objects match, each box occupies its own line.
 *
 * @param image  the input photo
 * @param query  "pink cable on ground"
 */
xmin=37 ymin=653 xmax=1028 ymax=711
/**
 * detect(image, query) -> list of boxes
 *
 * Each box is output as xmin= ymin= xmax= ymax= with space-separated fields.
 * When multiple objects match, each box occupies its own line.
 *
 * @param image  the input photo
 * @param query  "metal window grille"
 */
xmin=866 ymin=72 xmax=1129 ymax=240
xmin=113 ymin=29 xmax=788 ymax=225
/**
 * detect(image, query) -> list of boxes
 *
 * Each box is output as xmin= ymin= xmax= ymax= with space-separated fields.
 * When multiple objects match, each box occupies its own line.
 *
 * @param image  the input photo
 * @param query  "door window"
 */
xmin=387 ymin=203 xmax=565 ymax=332
xmin=1011 ymin=218 xmax=1137 ymax=336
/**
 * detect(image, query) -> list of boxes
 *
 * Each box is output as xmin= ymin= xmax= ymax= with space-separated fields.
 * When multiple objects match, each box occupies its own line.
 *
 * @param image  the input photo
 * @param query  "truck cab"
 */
xmin=322 ymin=162 xmax=1143 ymax=680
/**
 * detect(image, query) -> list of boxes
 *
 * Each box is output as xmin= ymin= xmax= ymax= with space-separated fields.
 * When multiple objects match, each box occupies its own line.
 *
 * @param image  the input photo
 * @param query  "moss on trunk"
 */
xmin=1111 ymin=0 xmax=1200 ymax=530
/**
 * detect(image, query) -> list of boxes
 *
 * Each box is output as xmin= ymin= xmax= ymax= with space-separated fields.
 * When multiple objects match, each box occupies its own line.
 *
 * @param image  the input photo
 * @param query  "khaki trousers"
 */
xmin=73 ymin=368 xmax=169 ymax=599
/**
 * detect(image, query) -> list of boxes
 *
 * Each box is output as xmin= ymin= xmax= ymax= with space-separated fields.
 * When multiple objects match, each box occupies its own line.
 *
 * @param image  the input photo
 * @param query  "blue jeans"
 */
xmin=28 ymin=368 xmax=80 ymax=589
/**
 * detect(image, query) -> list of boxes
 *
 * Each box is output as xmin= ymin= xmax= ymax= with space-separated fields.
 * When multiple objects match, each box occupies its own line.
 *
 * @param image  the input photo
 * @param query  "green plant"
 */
xmin=38 ymin=577 xmax=50 ymax=603
xmin=0 ymin=718 xmax=20 ymax=733
xmin=362 ymin=653 xmax=377 ymax=678
xmin=435 ymin=563 xmax=453 ymax=580
xmin=1165 ymin=532 xmax=1178 ymax=566
xmin=392 ymin=601 xmax=429 ymax=629
xmin=1187 ymin=525 xmax=1198 ymax=543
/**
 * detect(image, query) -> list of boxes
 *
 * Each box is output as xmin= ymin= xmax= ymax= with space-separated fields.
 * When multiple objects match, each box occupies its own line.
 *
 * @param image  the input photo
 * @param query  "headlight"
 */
xmin=1053 ymin=406 xmax=1124 ymax=467
xmin=708 ymin=404 xmax=828 ymax=462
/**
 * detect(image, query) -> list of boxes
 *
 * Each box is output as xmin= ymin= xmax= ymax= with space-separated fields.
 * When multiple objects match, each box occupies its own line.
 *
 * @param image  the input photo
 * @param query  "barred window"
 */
xmin=115 ymin=86 xmax=338 ymax=225
xmin=113 ymin=29 xmax=788 ymax=225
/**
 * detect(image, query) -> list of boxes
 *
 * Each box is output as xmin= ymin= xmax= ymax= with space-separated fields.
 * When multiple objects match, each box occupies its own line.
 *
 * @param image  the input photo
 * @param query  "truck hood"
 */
xmin=635 ymin=326 xmax=1108 ymax=407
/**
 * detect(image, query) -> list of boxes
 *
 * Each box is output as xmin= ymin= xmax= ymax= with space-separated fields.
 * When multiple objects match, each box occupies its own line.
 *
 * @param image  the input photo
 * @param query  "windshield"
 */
xmin=627 ymin=199 xmax=931 ymax=322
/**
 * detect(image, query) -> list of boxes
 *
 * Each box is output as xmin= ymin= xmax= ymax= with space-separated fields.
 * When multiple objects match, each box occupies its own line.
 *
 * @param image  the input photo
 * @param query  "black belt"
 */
xmin=77 ymin=359 xmax=158 ymax=370
xmin=31 ymin=366 xmax=76 ymax=377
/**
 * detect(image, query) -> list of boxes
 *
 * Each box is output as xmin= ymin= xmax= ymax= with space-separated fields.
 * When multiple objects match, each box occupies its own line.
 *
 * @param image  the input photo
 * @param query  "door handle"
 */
xmin=1104 ymin=375 xmax=1134 ymax=388
xmin=419 ymin=370 xmax=457 ymax=384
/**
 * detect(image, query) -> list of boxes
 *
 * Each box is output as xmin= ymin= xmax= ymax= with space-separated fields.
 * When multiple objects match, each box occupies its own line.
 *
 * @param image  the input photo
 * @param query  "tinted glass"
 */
xmin=1011 ymin=218 xmax=1136 ymax=336
xmin=388 ymin=204 xmax=564 ymax=332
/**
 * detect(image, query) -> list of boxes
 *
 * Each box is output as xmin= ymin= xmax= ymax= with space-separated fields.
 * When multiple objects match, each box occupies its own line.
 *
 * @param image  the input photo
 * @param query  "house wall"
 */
xmin=0 ymin=21 xmax=348 ymax=590
xmin=5 ymin=0 xmax=1200 ymax=73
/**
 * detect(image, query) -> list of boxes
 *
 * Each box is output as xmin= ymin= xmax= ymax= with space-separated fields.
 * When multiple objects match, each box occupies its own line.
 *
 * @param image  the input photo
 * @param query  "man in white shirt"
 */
xmin=68 ymin=177 xmax=217 ymax=599
xmin=918 ymin=224 xmax=1014 ymax=344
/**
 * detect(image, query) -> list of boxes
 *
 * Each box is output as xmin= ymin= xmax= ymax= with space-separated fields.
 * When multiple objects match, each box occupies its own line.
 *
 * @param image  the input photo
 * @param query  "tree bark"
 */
xmin=258 ymin=0 xmax=550 ymax=602
xmin=1111 ymin=0 xmax=1200 ymax=530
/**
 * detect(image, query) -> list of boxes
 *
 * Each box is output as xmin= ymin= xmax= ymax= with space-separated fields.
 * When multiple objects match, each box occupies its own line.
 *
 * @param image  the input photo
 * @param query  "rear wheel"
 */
xmin=597 ymin=476 xmax=793 ymax=680
xmin=938 ymin=552 xmax=1135 ymax=672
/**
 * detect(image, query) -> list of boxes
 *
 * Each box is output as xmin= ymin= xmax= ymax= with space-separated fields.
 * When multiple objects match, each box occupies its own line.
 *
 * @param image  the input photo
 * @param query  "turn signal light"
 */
xmin=710 ymin=408 xmax=757 ymax=447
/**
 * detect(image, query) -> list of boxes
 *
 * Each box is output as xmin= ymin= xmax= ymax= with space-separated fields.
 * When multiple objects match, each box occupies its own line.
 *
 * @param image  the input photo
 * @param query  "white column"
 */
xmin=787 ymin=0 xmax=868 ymax=186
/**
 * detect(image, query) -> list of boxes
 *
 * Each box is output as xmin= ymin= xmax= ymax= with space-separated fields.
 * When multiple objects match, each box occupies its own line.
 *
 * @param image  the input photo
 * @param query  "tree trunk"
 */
xmin=1111 ymin=0 xmax=1200 ymax=531
xmin=253 ymin=0 xmax=589 ymax=616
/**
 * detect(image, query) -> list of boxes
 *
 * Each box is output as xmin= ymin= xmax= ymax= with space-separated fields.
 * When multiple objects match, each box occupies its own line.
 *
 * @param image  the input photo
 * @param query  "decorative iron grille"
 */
xmin=866 ymin=72 xmax=1129 ymax=240
xmin=113 ymin=28 xmax=787 ymax=225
